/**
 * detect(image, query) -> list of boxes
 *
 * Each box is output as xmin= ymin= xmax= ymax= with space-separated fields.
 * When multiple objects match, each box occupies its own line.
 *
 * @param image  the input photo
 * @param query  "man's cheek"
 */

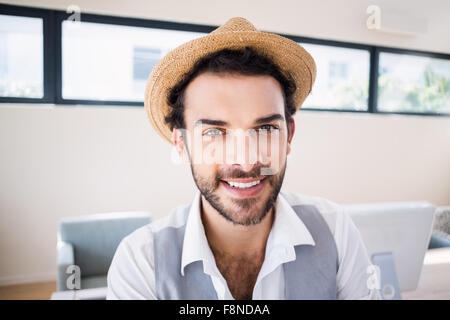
xmin=260 ymin=132 xmax=284 ymax=176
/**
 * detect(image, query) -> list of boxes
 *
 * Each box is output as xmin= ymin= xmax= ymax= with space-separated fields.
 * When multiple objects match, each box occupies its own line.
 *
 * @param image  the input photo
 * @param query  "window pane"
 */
xmin=378 ymin=52 xmax=450 ymax=114
xmin=300 ymin=43 xmax=370 ymax=111
xmin=62 ymin=21 xmax=205 ymax=102
xmin=0 ymin=14 xmax=43 ymax=98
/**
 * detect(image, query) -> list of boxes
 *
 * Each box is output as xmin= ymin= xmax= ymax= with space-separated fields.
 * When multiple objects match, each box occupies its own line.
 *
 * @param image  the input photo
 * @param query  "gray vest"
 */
xmin=153 ymin=202 xmax=338 ymax=299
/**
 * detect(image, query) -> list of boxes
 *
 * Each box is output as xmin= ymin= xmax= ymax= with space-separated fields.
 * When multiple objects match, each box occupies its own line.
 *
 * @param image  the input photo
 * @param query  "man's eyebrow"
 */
xmin=194 ymin=119 xmax=228 ymax=127
xmin=254 ymin=113 xmax=284 ymax=124
xmin=193 ymin=114 xmax=284 ymax=127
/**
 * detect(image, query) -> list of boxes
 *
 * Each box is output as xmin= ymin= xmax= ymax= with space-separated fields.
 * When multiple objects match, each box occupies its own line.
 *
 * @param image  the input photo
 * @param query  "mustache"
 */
xmin=216 ymin=164 xmax=268 ymax=180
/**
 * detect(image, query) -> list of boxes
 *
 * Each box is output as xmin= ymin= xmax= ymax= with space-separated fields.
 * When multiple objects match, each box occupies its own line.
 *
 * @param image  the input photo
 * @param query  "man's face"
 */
xmin=174 ymin=72 xmax=295 ymax=226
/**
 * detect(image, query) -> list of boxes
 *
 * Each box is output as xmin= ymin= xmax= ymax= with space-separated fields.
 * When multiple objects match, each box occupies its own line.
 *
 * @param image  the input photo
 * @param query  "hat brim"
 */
xmin=144 ymin=30 xmax=316 ymax=144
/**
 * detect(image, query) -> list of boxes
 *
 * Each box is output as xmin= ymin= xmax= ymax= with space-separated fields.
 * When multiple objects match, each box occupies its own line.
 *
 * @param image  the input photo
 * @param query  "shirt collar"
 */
xmin=266 ymin=191 xmax=316 ymax=251
xmin=181 ymin=191 xmax=214 ymax=276
xmin=180 ymin=190 xmax=316 ymax=276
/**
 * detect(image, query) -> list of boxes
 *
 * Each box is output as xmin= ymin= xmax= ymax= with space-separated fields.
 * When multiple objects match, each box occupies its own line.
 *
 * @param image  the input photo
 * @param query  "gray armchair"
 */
xmin=57 ymin=211 xmax=152 ymax=291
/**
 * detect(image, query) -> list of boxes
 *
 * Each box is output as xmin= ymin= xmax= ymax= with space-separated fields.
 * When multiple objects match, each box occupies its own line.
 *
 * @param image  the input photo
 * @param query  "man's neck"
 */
xmin=200 ymin=196 xmax=275 ymax=259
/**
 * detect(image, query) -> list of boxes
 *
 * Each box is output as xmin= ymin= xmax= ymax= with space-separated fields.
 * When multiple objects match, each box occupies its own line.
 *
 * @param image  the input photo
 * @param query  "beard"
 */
xmin=190 ymin=162 xmax=287 ymax=226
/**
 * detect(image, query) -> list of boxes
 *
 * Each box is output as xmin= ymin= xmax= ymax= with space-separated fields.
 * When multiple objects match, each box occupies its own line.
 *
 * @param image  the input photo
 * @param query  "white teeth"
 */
xmin=226 ymin=180 xmax=261 ymax=189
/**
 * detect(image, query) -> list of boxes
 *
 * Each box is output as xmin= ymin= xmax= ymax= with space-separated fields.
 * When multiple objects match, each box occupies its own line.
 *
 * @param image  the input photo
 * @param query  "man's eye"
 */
xmin=203 ymin=128 xmax=224 ymax=136
xmin=258 ymin=124 xmax=279 ymax=132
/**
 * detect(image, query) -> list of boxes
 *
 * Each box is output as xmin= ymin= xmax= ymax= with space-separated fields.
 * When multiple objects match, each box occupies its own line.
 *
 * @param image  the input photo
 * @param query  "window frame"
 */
xmin=53 ymin=10 xmax=214 ymax=106
xmin=282 ymin=35 xmax=374 ymax=113
xmin=0 ymin=3 xmax=449 ymax=117
xmin=0 ymin=4 xmax=55 ymax=104
xmin=375 ymin=46 xmax=450 ymax=116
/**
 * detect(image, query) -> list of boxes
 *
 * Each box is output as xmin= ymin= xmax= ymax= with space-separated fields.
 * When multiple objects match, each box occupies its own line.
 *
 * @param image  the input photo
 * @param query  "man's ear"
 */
xmin=287 ymin=118 xmax=295 ymax=155
xmin=172 ymin=128 xmax=190 ymax=163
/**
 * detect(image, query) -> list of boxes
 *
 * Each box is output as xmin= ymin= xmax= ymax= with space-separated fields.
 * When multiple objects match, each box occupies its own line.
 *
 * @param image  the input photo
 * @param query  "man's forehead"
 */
xmin=183 ymin=73 xmax=285 ymax=127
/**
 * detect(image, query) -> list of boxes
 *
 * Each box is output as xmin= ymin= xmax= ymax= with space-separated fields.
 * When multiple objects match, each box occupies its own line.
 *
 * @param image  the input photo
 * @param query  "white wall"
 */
xmin=0 ymin=0 xmax=449 ymax=285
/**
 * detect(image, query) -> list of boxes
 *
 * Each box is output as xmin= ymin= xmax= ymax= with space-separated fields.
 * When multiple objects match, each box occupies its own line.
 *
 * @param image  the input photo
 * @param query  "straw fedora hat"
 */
xmin=144 ymin=17 xmax=316 ymax=143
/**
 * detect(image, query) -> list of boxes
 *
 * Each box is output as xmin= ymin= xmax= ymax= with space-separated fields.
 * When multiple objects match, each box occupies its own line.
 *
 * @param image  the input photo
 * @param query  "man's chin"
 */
xmin=215 ymin=195 xmax=271 ymax=225
xmin=223 ymin=211 xmax=267 ymax=226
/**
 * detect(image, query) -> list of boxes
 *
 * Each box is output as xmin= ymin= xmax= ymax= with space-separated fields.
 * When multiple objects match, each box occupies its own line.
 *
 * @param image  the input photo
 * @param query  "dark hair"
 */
xmin=165 ymin=46 xmax=297 ymax=131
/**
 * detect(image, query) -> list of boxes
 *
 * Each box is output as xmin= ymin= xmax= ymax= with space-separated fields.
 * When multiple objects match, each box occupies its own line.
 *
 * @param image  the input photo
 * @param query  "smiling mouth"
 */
xmin=219 ymin=177 xmax=266 ymax=197
xmin=221 ymin=177 xmax=264 ymax=188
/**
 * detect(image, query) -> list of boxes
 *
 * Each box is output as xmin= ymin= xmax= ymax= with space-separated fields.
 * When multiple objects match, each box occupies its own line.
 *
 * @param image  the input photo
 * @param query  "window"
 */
xmin=377 ymin=52 xmax=450 ymax=115
xmin=1 ymin=3 xmax=449 ymax=117
xmin=0 ymin=14 xmax=43 ymax=98
xmin=61 ymin=20 xmax=204 ymax=102
xmin=300 ymin=43 xmax=370 ymax=111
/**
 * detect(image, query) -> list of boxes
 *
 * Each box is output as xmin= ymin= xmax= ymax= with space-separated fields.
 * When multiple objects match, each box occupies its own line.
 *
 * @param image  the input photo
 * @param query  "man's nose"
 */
xmin=234 ymin=162 xmax=256 ymax=173
xmin=226 ymin=129 xmax=270 ymax=170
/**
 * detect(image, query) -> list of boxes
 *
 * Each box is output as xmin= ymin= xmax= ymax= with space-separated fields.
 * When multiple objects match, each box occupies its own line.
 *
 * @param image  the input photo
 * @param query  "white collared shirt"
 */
xmin=107 ymin=190 xmax=381 ymax=300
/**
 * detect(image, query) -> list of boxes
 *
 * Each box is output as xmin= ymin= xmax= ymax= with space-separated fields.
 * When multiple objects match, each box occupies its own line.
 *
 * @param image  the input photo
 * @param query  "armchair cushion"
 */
xmin=57 ymin=211 xmax=151 ymax=291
